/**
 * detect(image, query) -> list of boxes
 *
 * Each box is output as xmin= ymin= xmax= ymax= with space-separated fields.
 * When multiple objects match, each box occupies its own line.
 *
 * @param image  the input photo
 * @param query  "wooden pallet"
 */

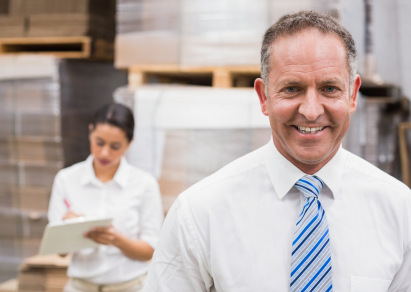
xmin=0 ymin=36 xmax=113 ymax=60
xmin=399 ymin=121 xmax=411 ymax=187
xmin=128 ymin=65 xmax=261 ymax=88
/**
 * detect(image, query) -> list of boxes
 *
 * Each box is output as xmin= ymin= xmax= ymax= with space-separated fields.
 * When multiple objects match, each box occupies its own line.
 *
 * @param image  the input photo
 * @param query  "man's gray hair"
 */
xmin=260 ymin=10 xmax=358 ymax=87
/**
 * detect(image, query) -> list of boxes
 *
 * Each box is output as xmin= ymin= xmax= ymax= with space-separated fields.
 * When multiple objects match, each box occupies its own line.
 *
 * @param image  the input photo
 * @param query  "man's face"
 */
xmin=255 ymin=28 xmax=361 ymax=174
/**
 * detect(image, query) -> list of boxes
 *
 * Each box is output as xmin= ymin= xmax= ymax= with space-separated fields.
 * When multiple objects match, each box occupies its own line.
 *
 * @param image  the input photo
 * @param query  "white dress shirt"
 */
xmin=144 ymin=140 xmax=411 ymax=292
xmin=48 ymin=156 xmax=164 ymax=284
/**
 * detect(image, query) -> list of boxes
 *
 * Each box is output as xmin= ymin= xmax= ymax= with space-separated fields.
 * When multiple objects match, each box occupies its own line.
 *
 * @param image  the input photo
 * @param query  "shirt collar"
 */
xmin=263 ymin=139 xmax=345 ymax=199
xmin=315 ymin=146 xmax=345 ymax=199
xmin=80 ymin=155 xmax=129 ymax=189
xmin=112 ymin=157 xmax=129 ymax=188
xmin=81 ymin=155 xmax=99 ymax=186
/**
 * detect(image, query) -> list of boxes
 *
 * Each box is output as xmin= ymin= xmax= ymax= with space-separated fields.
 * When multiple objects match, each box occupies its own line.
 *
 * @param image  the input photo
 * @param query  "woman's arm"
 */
xmin=84 ymin=226 xmax=154 ymax=261
xmin=84 ymin=175 xmax=164 ymax=261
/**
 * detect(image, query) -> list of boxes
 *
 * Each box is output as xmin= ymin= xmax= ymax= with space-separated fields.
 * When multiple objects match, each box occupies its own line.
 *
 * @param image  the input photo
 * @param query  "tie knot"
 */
xmin=295 ymin=175 xmax=324 ymax=198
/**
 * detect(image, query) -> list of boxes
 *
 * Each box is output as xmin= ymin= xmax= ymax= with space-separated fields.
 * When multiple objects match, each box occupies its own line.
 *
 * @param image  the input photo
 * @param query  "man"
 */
xmin=144 ymin=10 xmax=411 ymax=291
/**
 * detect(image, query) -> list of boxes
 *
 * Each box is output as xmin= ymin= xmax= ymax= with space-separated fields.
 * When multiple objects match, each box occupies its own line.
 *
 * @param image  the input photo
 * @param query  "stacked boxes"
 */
xmin=0 ymin=0 xmax=23 ymax=38
xmin=0 ymin=0 xmax=115 ymax=39
xmin=0 ymin=56 xmax=127 ymax=282
xmin=0 ymin=15 xmax=25 ymax=37
xmin=0 ymin=55 xmax=62 ymax=283
xmin=18 ymin=254 xmax=69 ymax=292
xmin=115 ymin=0 xmax=317 ymax=68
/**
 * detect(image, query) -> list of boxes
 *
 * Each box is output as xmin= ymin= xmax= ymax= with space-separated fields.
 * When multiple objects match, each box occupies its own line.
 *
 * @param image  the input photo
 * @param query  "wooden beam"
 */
xmin=0 ymin=36 xmax=106 ymax=59
xmin=128 ymin=71 xmax=148 ymax=88
xmin=399 ymin=121 xmax=411 ymax=187
xmin=212 ymin=68 xmax=232 ymax=88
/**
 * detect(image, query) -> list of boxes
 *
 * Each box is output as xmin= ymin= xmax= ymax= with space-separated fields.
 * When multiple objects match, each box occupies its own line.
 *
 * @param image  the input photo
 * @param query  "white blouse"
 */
xmin=48 ymin=156 xmax=164 ymax=284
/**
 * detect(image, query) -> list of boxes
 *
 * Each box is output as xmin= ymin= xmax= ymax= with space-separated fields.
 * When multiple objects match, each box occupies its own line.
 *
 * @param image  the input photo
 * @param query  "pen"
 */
xmin=64 ymin=198 xmax=71 ymax=209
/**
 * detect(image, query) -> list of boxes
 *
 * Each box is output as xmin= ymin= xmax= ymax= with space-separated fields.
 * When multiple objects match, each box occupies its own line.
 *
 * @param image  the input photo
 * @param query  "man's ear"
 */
xmin=255 ymin=78 xmax=269 ymax=116
xmin=350 ymin=75 xmax=361 ymax=114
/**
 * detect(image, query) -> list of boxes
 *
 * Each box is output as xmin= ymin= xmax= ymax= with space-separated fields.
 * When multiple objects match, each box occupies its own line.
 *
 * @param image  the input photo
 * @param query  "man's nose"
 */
xmin=298 ymin=89 xmax=324 ymax=121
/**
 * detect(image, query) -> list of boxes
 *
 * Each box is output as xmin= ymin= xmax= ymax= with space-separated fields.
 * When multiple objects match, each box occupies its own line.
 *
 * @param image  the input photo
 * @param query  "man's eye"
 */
xmin=96 ymin=141 xmax=104 ymax=147
xmin=286 ymin=87 xmax=298 ymax=93
xmin=324 ymin=86 xmax=336 ymax=92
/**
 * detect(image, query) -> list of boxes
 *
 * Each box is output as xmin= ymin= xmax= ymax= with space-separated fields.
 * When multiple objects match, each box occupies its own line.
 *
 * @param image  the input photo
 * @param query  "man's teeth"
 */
xmin=297 ymin=126 xmax=324 ymax=134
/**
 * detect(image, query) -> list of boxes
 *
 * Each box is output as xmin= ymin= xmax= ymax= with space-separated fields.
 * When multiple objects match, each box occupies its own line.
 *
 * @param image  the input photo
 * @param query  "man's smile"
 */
xmin=295 ymin=126 xmax=325 ymax=134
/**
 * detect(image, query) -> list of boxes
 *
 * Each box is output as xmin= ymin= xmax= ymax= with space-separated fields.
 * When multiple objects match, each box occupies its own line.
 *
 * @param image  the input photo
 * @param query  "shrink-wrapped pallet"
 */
xmin=115 ymin=85 xmax=272 ymax=211
xmin=0 ymin=55 xmax=126 ymax=283
xmin=115 ymin=0 xmax=317 ymax=68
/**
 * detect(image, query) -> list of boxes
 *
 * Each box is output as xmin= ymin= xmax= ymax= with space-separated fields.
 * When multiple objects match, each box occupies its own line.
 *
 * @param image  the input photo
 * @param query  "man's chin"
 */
xmin=289 ymin=149 xmax=337 ymax=173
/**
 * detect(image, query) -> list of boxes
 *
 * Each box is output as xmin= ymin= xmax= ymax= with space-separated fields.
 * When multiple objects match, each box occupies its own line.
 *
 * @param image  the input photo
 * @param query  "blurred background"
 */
xmin=0 ymin=0 xmax=411 ymax=290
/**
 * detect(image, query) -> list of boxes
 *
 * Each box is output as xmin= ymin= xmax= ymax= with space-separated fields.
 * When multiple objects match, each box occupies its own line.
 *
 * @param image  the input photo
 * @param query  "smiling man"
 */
xmin=144 ymin=11 xmax=411 ymax=291
xmin=254 ymin=26 xmax=360 ymax=175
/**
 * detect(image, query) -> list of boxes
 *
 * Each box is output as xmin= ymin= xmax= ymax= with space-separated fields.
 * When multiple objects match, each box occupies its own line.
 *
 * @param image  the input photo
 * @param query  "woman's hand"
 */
xmin=62 ymin=210 xmax=83 ymax=221
xmin=84 ymin=226 xmax=154 ymax=261
xmin=84 ymin=226 xmax=118 ymax=246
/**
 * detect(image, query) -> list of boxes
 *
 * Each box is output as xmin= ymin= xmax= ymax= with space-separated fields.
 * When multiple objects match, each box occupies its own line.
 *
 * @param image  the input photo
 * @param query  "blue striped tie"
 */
xmin=290 ymin=175 xmax=332 ymax=292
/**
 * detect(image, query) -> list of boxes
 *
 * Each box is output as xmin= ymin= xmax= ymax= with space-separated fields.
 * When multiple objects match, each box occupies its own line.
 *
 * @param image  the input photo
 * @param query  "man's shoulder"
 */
xmin=180 ymin=145 xmax=268 ymax=201
xmin=343 ymin=149 xmax=410 ymax=193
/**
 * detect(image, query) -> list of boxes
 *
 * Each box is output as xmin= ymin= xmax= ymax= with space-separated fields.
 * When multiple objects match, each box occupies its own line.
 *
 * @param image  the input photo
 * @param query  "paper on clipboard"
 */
xmin=39 ymin=217 xmax=113 ymax=255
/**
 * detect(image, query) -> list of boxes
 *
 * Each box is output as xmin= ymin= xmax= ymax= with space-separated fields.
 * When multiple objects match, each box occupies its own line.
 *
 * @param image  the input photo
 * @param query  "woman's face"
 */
xmin=89 ymin=123 xmax=130 ymax=172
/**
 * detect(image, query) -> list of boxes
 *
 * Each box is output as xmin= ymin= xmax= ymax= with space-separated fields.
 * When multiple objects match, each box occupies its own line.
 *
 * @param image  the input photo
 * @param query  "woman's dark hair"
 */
xmin=91 ymin=103 xmax=135 ymax=142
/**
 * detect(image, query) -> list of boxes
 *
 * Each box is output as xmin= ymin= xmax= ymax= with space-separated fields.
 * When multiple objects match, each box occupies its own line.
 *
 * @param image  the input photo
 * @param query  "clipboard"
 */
xmin=39 ymin=217 xmax=113 ymax=255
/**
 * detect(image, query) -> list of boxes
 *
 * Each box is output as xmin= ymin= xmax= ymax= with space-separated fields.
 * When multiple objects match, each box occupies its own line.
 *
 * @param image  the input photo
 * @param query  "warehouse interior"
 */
xmin=0 ymin=0 xmax=411 ymax=290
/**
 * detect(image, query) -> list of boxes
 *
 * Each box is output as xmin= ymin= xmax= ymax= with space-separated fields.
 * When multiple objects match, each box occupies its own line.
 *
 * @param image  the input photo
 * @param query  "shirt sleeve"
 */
xmin=143 ymin=197 xmax=213 ymax=292
xmin=47 ymin=171 xmax=68 ymax=223
xmin=138 ymin=176 xmax=164 ymax=249
xmin=388 ymin=194 xmax=411 ymax=292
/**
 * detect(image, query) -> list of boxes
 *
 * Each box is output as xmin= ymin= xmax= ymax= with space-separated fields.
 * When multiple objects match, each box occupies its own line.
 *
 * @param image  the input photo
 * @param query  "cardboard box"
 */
xmin=18 ymin=254 xmax=69 ymax=292
xmin=0 ymin=185 xmax=50 ymax=212
xmin=0 ymin=160 xmax=62 ymax=188
xmin=0 ymin=136 xmax=63 ymax=163
xmin=28 ymin=13 xmax=114 ymax=39
xmin=0 ymin=16 xmax=25 ymax=37
xmin=13 ymin=186 xmax=51 ymax=212
xmin=0 ymin=79 xmax=60 ymax=114
xmin=115 ymin=32 xmax=179 ymax=68
xmin=0 ymin=208 xmax=47 ymax=238
xmin=9 ymin=0 xmax=114 ymax=16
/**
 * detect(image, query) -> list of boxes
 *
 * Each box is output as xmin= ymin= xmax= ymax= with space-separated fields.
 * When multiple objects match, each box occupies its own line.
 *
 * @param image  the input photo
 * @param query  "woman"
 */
xmin=48 ymin=103 xmax=164 ymax=292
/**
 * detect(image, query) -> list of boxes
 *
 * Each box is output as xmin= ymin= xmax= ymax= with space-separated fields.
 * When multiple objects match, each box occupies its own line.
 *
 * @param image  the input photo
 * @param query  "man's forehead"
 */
xmin=269 ymin=28 xmax=349 ymax=73
xmin=271 ymin=27 xmax=343 ymax=48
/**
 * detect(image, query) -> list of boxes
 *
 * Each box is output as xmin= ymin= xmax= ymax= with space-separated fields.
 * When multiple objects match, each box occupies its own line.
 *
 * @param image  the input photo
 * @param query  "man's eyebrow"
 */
xmin=277 ymin=80 xmax=305 ymax=86
xmin=318 ymin=78 xmax=343 ymax=85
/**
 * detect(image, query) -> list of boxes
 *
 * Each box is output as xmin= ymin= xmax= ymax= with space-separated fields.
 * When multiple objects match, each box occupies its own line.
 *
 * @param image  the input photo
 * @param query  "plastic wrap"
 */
xmin=115 ymin=0 xmax=323 ymax=68
xmin=114 ymin=85 xmax=272 ymax=211
xmin=0 ymin=55 xmax=62 ymax=283
xmin=0 ymin=56 xmax=127 ymax=282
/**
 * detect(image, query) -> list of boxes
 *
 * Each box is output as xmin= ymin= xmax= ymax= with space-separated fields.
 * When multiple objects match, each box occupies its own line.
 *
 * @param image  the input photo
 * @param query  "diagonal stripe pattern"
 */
xmin=290 ymin=175 xmax=333 ymax=292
